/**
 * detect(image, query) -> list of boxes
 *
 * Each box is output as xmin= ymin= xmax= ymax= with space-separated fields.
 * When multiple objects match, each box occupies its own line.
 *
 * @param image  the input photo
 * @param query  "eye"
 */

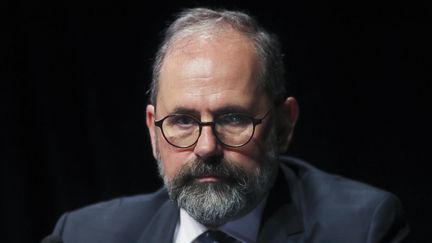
xmin=217 ymin=114 xmax=250 ymax=127
xmin=169 ymin=115 xmax=196 ymax=126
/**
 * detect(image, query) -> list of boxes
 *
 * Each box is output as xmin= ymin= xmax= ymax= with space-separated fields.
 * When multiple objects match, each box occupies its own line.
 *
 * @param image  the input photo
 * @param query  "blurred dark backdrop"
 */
xmin=2 ymin=1 xmax=430 ymax=242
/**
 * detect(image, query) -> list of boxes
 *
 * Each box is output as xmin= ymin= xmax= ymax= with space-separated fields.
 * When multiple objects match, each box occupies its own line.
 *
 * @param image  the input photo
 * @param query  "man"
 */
xmin=47 ymin=8 xmax=409 ymax=242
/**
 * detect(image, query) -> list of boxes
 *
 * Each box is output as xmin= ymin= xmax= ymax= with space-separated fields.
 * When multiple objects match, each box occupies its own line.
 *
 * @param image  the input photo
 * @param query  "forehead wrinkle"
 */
xmin=159 ymin=85 xmax=263 ymax=116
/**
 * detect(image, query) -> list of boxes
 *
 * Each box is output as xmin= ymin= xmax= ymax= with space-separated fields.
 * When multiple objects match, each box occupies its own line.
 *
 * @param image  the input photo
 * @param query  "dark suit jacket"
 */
xmin=51 ymin=157 xmax=409 ymax=242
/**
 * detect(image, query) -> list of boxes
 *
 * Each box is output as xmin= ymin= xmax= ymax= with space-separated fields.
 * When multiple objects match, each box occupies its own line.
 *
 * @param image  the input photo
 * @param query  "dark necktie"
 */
xmin=195 ymin=230 xmax=239 ymax=243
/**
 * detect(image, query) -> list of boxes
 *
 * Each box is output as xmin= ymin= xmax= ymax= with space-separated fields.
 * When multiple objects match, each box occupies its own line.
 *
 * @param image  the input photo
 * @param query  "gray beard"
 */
xmin=157 ymin=144 xmax=279 ymax=227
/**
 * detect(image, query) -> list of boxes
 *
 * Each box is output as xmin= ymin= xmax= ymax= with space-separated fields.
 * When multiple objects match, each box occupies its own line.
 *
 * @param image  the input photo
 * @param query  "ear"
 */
xmin=276 ymin=97 xmax=299 ymax=153
xmin=146 ymin=104 xmax=158 ymax=159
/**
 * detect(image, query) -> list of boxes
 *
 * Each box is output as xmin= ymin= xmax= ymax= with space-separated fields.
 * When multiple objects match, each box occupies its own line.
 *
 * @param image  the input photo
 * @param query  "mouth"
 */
xmin=194 ymin=175 xmax=223 ymax=183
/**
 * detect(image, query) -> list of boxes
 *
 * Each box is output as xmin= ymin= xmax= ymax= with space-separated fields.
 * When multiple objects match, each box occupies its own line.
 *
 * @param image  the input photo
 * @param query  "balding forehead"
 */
xmin=159 ymin=30 xmax=259 ymax=91
xmin=155 ymin=26 xmax=266 ymax=110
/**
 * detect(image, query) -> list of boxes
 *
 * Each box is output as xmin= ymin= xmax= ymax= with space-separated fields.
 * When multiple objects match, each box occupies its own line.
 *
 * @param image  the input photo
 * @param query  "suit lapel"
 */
xmin=136 ymin=199 xmax=179 ymax=243
xmin=258 ymin=164 xmax=304 ymax=242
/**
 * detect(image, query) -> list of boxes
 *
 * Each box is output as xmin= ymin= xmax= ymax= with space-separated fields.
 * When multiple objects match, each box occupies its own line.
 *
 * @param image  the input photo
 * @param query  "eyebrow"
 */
xmin=169 ymin=105 xmax=253 ymax=117
xmin=213 ymin=106 xmax=252 ymax=116
xmin=170 ymin=107 xmax=200 ymax=116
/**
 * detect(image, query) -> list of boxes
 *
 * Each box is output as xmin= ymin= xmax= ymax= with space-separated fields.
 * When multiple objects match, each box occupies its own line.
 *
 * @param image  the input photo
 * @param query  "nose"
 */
xmin=193 ymin=125 xmax=222 ymax=159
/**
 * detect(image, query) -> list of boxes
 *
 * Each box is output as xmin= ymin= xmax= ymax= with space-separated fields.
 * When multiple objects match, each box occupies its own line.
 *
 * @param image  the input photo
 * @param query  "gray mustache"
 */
xmin=174 ymin=158 xmax=248 ymax=185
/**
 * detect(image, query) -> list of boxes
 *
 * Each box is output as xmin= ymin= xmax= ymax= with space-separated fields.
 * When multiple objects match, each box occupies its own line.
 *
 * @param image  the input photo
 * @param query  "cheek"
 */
xmin=226 ymin=122 xmax=275 ymax=172
xmin=224 ymin=138 xmax=267 ymax=172
xmin=157 ymin=139 xmax=191 ymax=180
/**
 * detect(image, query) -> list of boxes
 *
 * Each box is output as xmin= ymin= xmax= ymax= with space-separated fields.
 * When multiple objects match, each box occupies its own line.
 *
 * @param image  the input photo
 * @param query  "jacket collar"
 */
xmin=257 ymin=162 xmax=305 ymax=242
xmin=136 ymin=194 xmax=179 ymax=243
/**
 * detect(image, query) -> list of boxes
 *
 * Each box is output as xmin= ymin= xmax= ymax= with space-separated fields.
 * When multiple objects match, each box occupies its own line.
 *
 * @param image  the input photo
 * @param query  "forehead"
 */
xmin=157 ymin=29 xmax=269 ymax=114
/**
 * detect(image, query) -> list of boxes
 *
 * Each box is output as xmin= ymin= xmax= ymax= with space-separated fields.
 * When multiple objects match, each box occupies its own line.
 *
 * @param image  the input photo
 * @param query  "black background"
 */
xmin=2 ymin=1 xmax=430 ymax=242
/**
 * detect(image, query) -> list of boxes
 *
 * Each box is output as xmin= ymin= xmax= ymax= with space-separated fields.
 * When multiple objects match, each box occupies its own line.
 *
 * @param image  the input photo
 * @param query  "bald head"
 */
xmin=149 ymin=8 xmax=287 ymax=106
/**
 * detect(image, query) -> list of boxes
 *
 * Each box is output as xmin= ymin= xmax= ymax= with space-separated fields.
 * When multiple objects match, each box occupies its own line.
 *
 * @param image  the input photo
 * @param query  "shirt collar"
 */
xmin=174 ymin=197 xmax=267 ymax=243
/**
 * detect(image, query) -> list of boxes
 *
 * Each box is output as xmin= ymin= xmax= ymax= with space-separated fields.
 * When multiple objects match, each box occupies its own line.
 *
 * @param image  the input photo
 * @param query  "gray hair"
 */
xmin=148 ymin=7 xmax=287 ymax=105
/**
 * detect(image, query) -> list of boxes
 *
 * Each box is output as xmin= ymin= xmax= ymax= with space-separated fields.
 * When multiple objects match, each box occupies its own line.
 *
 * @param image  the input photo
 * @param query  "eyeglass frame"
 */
xmin=154 ymin=109 xmax=272 ymax=148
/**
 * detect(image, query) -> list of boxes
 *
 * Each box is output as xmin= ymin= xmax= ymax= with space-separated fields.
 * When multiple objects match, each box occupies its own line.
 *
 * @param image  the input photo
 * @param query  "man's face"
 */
xmin=146 ymin=30 xmax=284 ymax=226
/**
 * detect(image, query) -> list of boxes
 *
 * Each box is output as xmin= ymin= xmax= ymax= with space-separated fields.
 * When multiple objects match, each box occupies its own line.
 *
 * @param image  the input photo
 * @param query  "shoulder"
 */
xmin=62 ymin=188 xmax=169 ymax=220
xmin=53 ymin=189 xmax=173 ymax=242
xmin=279 ymin=156 xmax=409 ymax=241
xmin=281 ymin=156 xmax=392 ymax=202
xmin=280 ymin=156 xmax=397 ymax=204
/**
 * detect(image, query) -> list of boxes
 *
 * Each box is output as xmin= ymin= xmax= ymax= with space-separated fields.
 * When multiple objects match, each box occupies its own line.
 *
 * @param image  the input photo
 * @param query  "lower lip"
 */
xmin=196 ymin=176 xmax=220 ymax=183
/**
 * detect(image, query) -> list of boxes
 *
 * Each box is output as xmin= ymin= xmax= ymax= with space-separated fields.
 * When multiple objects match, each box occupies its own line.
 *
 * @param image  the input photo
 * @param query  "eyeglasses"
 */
xmin=154 ymin=110 xmax=271 ymax=148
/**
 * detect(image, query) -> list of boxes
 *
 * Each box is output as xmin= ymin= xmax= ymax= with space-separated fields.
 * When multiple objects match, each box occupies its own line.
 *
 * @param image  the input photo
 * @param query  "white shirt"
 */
xmin=173 ymin=198 xmax=267 ymax=243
